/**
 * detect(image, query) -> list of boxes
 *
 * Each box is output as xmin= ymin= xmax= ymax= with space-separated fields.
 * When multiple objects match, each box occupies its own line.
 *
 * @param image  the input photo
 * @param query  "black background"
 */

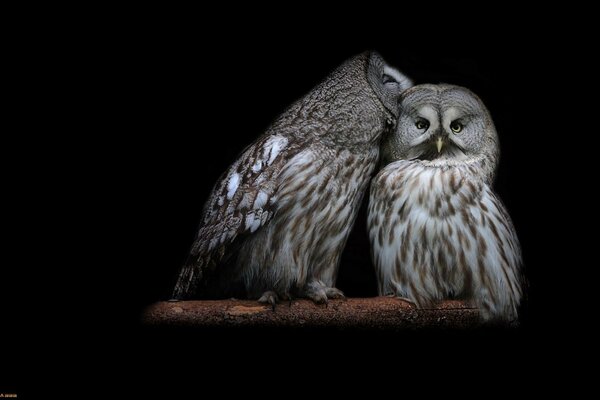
xmin=125 ymin=40 xmax=545 ymax=322
xmin=113 ymin=30 xmax=566 ymax=390
xmin=2 ymin=5 xmax=592 ymax=395
xmin=5 ymin=19 xmax=573 ymax=397
xmin=114 ymin=32 xmax=558 ymax=367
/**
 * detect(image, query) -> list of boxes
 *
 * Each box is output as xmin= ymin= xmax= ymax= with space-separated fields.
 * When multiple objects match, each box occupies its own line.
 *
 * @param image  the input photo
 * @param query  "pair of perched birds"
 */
xmin=173 ymin=51 xmax=523 ymax=321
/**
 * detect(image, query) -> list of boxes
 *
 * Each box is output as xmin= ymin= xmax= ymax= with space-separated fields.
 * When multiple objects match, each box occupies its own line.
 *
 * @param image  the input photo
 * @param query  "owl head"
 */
xmin=366 ymin=52 xmax=413 ymax=118
xmin=382 ymin=84 xmax=499 ymax=180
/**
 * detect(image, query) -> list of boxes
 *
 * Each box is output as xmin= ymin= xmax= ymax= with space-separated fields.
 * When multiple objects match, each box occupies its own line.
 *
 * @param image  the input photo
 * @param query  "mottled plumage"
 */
xmin=368 ymin=84 xmax=523 ymax=320
xmin=174 ymin=52 xmax=412 ymax=304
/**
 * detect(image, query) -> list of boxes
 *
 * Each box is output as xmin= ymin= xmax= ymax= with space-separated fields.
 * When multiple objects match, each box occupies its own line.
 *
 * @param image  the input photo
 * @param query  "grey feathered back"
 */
xmin=173 ymin=52 xmax=412 ymax=301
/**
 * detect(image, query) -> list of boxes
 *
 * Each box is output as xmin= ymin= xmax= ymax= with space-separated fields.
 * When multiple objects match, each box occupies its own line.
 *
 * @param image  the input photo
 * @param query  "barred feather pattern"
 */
xmin=173 ymin=51 xmax=409 ymax=300
xmin=236 ymin=145 xmax=378 ymax=298
xmin=368 ymin=157 xmax=523 ymax=320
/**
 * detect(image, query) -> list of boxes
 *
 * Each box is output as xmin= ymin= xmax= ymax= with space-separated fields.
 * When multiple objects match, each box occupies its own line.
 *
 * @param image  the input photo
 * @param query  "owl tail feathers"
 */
xmin=171 ymin=259 xmax=204 ymax=300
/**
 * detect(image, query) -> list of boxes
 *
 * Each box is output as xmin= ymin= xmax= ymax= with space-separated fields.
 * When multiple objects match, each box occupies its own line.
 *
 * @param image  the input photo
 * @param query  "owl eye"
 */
xmin=382 ymin=74 xmax=400 ymax=89
xmin=415 ymin=120 xmax=429 ymax=130
xmin=450 ymin=121 xmax=463 ymax=133
xmin=382 ymin=74 xmax=396 ymax=84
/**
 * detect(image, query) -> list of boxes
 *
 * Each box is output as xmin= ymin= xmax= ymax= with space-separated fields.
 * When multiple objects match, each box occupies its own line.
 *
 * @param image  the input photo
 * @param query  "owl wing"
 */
xmin=172 ymin=134 xmax=298 ymax=299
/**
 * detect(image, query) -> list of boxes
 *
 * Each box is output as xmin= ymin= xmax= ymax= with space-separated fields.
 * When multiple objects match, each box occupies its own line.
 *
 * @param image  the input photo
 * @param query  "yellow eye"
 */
xmin=450 ymin=121 xmax=463 ymax=133
xmin=415 ymin=120 xmax=429 ymax=130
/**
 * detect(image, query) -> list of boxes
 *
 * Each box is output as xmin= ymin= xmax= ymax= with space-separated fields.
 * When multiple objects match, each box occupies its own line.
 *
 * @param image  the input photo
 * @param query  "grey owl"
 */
xmin=173 ymin=52 xmax=412 ymax=305
xmin=368 ymin=84 xmax=523 ymax=320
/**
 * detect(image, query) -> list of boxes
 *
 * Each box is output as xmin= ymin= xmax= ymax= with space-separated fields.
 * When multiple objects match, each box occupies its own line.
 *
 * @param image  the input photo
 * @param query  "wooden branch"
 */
xmin=142 ymin=297 xmax=483 ymax=329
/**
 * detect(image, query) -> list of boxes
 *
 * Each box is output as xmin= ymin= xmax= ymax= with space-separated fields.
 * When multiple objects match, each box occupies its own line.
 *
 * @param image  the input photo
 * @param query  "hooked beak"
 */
xmin=436 ymin=137 xmax=444 ymax=153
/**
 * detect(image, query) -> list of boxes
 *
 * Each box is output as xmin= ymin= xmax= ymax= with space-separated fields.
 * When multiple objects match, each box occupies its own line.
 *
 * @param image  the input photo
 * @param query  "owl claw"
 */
xmin=325 ymin=287 xmax=346 ymax=300
xmin=258 ymin=291 xmax=279 ymax=311
xmin=395 ymin=296 xmax=417 ymax=307
xmin=305 ymin=289 xmax=328 ymax=305
xmin=302 ymin=281 xmax=345 ymax=305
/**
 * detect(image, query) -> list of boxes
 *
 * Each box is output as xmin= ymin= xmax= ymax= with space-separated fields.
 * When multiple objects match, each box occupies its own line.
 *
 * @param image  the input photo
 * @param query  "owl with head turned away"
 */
xmin=368 ymin=84 xmax=523 ymax=321
xmin=173 ymin=52 xmax=413 ymax=306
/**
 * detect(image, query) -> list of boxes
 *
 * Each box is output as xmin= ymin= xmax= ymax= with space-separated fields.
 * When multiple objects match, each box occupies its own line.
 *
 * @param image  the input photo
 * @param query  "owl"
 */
xmin=368 ymin=84 xmax=523 ymax=321
xmin=173 ymin=52 xmax=413 ymax=306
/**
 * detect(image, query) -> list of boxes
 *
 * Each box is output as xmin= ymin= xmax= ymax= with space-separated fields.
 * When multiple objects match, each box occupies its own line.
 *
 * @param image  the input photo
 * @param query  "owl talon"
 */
xmin=304 ymin=290 xmax=328 ymax=305
xmin=302 ymin=281 xmax=344 ymax=305
xmin=325 ymin=287 xmax=346 ymax=300
xmin=395 ymin=296 xmax=417 ymax=307
xmin=258 ymin=291 xmax=279 ymax=311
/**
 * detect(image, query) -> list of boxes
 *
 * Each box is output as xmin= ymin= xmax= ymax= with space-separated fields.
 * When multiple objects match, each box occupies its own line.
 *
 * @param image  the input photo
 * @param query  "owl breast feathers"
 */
xmin=369 ymin=84 xmax=523 ymax=321
xmin=173 ymin=52 xmax=412 ymax=305
xmin=368 ymin=159 xmax=523 ymax=320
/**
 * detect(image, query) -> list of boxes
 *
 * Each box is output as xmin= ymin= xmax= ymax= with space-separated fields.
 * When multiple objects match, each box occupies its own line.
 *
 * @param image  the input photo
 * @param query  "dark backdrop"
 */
xmin=125 ymin=42 xmax=543 ymax=321
xmin=2 ymin=13 xmax=579 ymax=397
xmin=103 ymin=28 xmax=563 ymax=391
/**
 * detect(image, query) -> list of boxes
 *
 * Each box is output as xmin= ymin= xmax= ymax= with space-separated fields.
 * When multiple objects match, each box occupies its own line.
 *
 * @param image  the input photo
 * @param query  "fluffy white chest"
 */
xmin=368 ymin=159 xmax=522 ymax=319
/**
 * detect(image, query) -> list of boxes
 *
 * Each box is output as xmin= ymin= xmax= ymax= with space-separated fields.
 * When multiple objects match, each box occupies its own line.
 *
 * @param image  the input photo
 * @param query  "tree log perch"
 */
xmin=142 ymin=297 xmax=484 ymax=329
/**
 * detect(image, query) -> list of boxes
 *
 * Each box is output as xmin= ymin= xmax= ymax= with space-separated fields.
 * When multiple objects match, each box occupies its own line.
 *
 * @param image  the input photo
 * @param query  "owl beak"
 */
xmin=436 ymin=137 xmax=444 ymax=153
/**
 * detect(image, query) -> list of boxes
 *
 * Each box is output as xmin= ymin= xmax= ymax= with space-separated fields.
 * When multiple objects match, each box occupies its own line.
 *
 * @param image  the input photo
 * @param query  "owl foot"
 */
xmin=325 ymin=287 xmax=346 ymax=300
xmin=394 ymin=296 xmax=417 ymax=307
xmin=302 ymin=281 xmax=345 ymax=305
xmin=258 ymin=291 xmax=279 ymax=311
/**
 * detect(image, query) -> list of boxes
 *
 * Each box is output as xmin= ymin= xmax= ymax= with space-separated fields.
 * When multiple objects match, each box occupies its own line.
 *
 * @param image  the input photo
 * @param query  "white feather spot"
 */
xmin=252 ymin=159 xmax=263 ymax=173
xmin=262 ymin=135 xmax=288 ymax=166
xmin=254 ymin=191 xmax=269 ymax=209
xmin=245 ymin=211 xmax=262 ymax=233
xmin=227 ymin=173 xmax=240 ymax=200
xmin=245 ymin=212 xmax=255 ymax=230
xmin=250 ymin=218 xmax=261 ymax=233
xmin=217 ymin=196 xmax=224 ymax=206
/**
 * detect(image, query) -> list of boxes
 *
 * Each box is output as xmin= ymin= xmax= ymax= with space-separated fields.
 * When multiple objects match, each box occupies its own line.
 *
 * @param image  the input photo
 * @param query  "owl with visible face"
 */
xmin=368 ymin=84 xmax=523 ymax=321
